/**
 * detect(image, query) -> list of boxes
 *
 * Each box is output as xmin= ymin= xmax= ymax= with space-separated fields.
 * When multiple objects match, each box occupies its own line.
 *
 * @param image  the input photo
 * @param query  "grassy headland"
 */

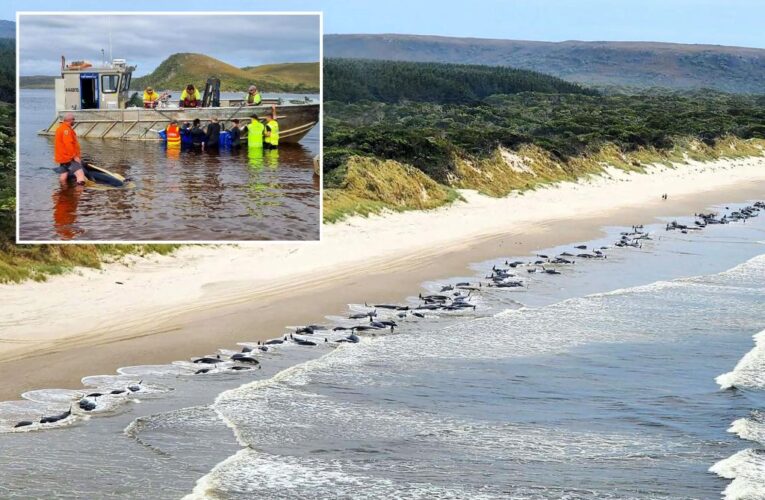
xmin=323 ymin=59 xmax=765 ymax=222
xmin=131 ymin=53 xmax=319 ymax=93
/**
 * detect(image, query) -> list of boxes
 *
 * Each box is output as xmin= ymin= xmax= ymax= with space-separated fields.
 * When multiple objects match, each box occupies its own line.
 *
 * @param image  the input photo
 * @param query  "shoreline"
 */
xmin=0 ymin=156 xmax=764 ymax=400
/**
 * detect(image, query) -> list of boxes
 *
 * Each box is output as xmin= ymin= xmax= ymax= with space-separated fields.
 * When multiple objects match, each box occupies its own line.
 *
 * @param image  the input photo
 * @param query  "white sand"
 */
xmin=1 ymin=156 xmax=763 ymax=362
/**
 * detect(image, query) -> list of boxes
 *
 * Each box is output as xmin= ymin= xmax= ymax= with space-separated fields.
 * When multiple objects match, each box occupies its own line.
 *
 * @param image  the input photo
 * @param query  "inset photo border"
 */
xmin=16 ymin=11 xmax=323 ymax=244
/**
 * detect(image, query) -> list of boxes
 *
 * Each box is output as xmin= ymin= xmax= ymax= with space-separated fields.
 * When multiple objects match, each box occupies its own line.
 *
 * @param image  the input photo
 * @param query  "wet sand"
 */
xmin=1 ymin=157 xmax=764 ymax=400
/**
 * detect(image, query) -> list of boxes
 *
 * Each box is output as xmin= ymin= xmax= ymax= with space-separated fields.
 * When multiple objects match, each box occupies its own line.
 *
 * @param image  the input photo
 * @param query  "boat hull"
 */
xmin=39 ymin=104 xmax=319 ymax=143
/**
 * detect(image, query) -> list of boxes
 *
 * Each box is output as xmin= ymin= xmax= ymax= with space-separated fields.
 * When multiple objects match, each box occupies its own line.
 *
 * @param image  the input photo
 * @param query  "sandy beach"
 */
xmin=1 ymin=155 xmax=764 ymax=400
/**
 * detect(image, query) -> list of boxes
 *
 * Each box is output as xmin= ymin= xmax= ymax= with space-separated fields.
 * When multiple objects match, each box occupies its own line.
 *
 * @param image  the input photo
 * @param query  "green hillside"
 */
xmin=132 ymin=53 xmax=319 ymax=92
xmin=241 ymin=62 xmax=320 ymax=89
xmin=325 ymin=58 xmax=595 ymax=103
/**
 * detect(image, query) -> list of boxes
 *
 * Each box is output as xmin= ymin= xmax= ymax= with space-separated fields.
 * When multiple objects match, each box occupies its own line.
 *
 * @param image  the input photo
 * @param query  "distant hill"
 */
xmin=131 ymin=53 xmax=319 ymax=92
xmin=0 ymin=20 xmax=14 ymax=39
xmin=241 ymin=62 xmax=320 ymax=89
xmin=19 ymin=75 xmax=55 ymax=89
xmin=325 ymin=34 xmax=765 ymax=94
xmin=325 ymin=58 xmax=595 ymax=103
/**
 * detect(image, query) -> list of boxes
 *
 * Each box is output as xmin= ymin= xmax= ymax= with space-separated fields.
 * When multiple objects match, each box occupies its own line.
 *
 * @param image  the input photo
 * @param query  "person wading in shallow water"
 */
xmin=229 ymin=119 xmax=243 ymax=148
xmin=53 ymin=112 xmax=86 ymax=186
xmin=205 ymin=117 xmax=221 ymax=150
xmin=246 ymin=113 xmax=265 ymax=149
xmin=264 ymin=105 xmax=279 ymax=149
xmin=190 ymin=118 xmax=206 ymax=150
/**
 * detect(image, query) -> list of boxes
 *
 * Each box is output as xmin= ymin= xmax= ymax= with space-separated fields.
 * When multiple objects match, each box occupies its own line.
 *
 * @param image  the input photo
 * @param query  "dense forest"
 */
xmin=324 ymin=59 xmax=765 ymax=184
xmin=0 ymin=104 xmax=13 ymax=238
xmin=324 ymin=58 xmax=596 ymax=104
xmin=0 ymin=39 xmax=14 ymax=102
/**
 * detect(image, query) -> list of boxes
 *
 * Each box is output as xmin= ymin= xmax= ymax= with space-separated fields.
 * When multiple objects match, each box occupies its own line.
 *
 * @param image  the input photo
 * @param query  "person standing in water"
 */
xmin=165 ymin=120 xmax=181 ymax=148
xmin=53 ymin=112 xmax=86 ymax=186
xmin=229 ymin=119 xmax=243 ymax=148
xmin=264 ymin=105 xmax=279 ymax=149
xmin=205 ymin=117 xmax=221 ymax=150
xmin=247 ymin=113 xmax=265 ymax=149
xmin=190 ymin=118 xmax=206 ymax=150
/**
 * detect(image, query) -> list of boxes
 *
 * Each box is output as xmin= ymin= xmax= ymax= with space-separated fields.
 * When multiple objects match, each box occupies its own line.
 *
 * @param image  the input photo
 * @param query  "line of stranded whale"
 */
xmin=10 ymin=202 xmax=763 ymax=431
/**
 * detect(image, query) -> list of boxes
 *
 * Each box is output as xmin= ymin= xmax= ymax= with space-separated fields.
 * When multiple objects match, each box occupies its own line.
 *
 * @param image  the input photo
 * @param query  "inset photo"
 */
xmin=17 ymin=11 xmax=321 ymax=242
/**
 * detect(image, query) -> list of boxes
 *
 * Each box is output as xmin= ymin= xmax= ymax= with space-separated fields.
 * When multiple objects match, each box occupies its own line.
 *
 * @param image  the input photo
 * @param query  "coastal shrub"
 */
xmin=323 ymin=156 xmax=460 ymax=222
xmin=324 ymin=90 xmax=765 ymax=182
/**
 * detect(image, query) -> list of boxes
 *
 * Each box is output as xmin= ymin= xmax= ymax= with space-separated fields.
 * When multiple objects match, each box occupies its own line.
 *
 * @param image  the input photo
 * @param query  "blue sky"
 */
xmin=4 ymin=0 xmax=765 ymax=49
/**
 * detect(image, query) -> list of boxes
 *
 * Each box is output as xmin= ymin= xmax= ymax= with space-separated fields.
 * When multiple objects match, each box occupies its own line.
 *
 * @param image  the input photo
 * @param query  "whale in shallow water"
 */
xmin=231 ymin=354 xmax=259 ymax=364
xmin=193 ymin=356 xmax=223 ymax=364
xmin=294 ymin=338 xmax=317 ymax=346
xmin=78 ymin=398 xmax=97 ymax=412
xmin=63 ymin=162 xmax=129 ymax=187
xmin=39 ymin=406 xmax=72 ymax=424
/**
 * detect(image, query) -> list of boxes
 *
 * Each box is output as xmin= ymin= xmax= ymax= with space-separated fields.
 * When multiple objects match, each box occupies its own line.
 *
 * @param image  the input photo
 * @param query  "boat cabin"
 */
xmin=55 ymin=56 xmax=134 ymax=111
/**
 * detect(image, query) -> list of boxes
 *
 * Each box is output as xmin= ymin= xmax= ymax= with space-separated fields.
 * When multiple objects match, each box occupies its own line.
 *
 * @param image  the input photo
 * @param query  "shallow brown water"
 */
xmin=18 ymin=89 xmax=320 ymax=241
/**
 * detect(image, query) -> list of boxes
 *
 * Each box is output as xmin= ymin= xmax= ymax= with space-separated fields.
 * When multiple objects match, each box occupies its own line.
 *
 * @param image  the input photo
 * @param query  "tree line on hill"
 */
xmin=324 ymin=58 xmax=765 ymax=184
xmin=324 ymin=58 xmax=596 ymax=104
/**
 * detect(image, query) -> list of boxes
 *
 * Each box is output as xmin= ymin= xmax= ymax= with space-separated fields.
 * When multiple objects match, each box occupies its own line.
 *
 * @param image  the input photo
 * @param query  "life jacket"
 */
xmin=181 ymin=88 xmax=200 ymax=107
xmin=143 ymin=91 xmax=160 ymax=105
xmin=248 ymin=120 xmax=265 ymax=148
xmin=266 ymin=119 xmax=279 ymax=146
xmin=166 ymin=124 xmax=181 ymax=146
xmin=54 ymin=121 xmax=81 ymax=164
xmin=247 ymin=92 xmax=262 ymax=105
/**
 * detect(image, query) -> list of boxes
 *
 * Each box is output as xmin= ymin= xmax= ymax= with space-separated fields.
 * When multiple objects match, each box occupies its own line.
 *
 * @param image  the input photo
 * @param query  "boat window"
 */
xmin=102 ymin=74 xmax=119 ymax=94
xmin=121 ymin=73 xmax=132 ymax=92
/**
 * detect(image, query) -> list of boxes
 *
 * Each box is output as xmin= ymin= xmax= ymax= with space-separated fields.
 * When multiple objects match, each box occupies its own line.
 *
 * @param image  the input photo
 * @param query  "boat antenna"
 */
xmin=101 ymin=48 xmax=105 ymax=67
xmin=108 ymin=16 xmax=112 ymax=63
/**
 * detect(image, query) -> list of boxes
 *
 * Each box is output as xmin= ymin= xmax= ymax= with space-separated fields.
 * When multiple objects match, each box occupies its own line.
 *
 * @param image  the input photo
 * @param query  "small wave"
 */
xmin=211 ymin=346 xmax=349 ymax=446
xmin=183 ymin=448 xmax=500 ymax=500
xmin=710 ymin=448 xmax=765 ymax=500
xmin=117 ymin=364 xmax=194 ymax=377
xmin=729 ymin=412 xmax=765 ymax=445
xmin=716 ymin=329 xmax=765 ymax=390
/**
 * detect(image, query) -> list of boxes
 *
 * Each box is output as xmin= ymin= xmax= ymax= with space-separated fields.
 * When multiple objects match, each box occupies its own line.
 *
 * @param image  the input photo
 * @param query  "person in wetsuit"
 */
xmin=190 ymin=118 xmax=206 ymax=150
xmin=229 ymin=119 xmax=242 ymax=148
xmin=205 ymin=117 xmax=221 ymax=150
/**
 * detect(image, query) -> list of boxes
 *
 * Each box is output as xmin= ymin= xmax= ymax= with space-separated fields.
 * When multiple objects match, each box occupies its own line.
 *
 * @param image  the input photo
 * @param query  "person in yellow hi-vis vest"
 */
xmin=180 ymin=84 xmax=201 ymax=108
xmin=246 ymin=85 xmax=262 ymax=105
xmin=143 ymin=87 xmax=160 ymax=108
xmin=264 ymin=105 xmax=279 ymax=149
xmin=247 ymin=113 xmax=265 ymax=148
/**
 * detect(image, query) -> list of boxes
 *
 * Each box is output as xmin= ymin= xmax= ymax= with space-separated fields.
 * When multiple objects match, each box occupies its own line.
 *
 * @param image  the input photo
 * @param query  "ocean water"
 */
xmin=17 ymin=89 xmax=320 ymax=241
xmin=0 ymin=202 xmax=763 ymax=499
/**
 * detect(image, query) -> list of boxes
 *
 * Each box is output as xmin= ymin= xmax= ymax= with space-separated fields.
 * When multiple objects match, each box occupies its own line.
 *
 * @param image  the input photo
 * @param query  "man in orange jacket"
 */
xmin=54 ymin=112 xmax=86 ymax=186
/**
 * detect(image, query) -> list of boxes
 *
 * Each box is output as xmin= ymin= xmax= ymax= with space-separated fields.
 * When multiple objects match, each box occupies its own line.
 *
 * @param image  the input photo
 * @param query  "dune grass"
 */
xmin=324 ymin=137 xmax=765 ymax=222
xmin=323 ymin=156 xmax=461 ymax=223
xmin=0 ymin=243 xmax=180 ymax=284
